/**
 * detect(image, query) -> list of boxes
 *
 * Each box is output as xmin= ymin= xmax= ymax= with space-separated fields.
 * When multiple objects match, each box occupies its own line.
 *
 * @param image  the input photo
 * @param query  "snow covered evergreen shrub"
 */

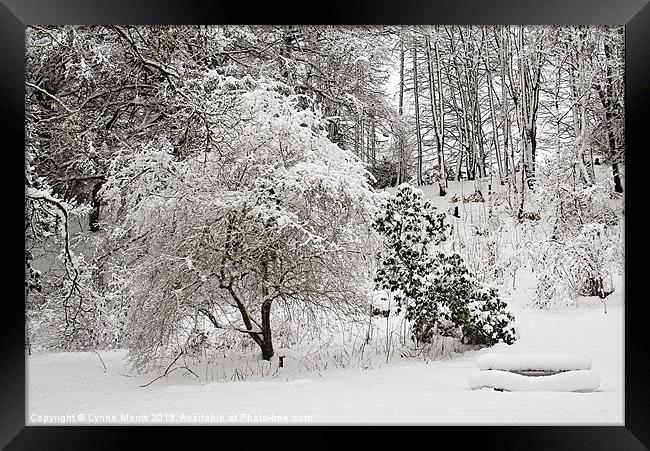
xmin=373 ymin=183 xmax=450 ymax=309
xmin=374 ymin=184 xmax=516 ymax=347
xmin=463 ymin=285 xmax=517 ymax=346
xmin=402 ymin=253 xmax=472 ymax=342
xmin=404 ymin=252 xmax=516 ymax=346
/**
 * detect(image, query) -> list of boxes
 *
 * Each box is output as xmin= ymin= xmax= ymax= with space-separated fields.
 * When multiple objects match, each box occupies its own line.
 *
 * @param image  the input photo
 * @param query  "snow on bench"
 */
xmin=476 ymin=352 xmax=592 ymax=373
xmin=469 ymin=352 xmax=600 ymax=392
xmin=468 ymin=369 xmax=601 ymax=392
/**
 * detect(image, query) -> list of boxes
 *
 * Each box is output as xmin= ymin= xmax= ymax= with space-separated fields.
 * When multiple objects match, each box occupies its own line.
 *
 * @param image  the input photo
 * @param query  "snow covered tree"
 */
xmin=373 ymin=183 xmax=450 ymax=310
xmin=102 ymin=76 xmax=379 ymax=368
xmin=374 ymin=184 xmax=516 ymax=346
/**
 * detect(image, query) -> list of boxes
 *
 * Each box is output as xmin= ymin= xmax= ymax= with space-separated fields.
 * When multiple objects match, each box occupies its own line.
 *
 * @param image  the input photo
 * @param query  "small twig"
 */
xmin=93 ymin=350 xmax=107 ymax=373
xmin=25 ymin=82 xmax=73 ymax=113
xmin=179 ymin=366 xmax=200 ymax=379
xmin=140 ymin=367 xmax=182 ymax=388
xmin=140 ymin=350 xmax=184 ymax=388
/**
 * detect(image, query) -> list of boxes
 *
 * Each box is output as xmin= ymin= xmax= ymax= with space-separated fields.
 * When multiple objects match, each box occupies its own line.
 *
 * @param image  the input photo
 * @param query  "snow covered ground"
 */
xmin=27 ymin=300 xmax=623 ymax=425
xmin=27 ymin=173 xmax=624 ymax=425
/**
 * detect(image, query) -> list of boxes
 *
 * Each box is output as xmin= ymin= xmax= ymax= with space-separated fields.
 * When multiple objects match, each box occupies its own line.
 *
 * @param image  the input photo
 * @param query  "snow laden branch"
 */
xmin=25 ymin=187 xmax=84 ymax=327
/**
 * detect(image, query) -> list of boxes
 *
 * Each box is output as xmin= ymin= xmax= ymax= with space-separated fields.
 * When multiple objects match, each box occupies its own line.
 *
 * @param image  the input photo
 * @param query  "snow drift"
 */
xmin=468 ymin=369 xmax=601 ymax=392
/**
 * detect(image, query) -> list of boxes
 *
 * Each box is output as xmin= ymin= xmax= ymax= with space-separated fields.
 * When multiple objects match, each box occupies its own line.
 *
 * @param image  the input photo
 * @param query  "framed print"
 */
xmin=2 ymin=0 xmax=649 ymax=448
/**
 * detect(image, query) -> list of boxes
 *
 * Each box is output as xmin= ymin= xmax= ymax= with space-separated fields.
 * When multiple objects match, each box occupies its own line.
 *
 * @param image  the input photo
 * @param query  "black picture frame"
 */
xmin=2 ymin=0 xmax=649 ymax=448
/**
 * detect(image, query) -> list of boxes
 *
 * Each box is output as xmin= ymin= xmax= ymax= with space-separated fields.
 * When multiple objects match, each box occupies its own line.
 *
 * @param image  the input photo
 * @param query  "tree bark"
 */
xmin=434 ymin=32 xmax=447 ymax=188
xmin=569 ymin=31 xmax=594 ymax=186
xmin=448 ymin=27 xmax=472 ymax=181
xmin=89 ymin=181 xmax=103 ymax=232
xmin=513 ymin=26 xmax=543 ymax=190
xmin=425 ymin=33 xmax=446 ymax=191
xmin=500 ymin=27 xmax=512 ymax=187
xmin=483 ymin=28 xmax=504 ymax=185
xmin=370 ymin=116 xmax=376 ymax=167
xmin=412 ymin=44 xmax=423 ymax=185
xmin=602 ymin=34 xmax=624 ymax=193
xmin=260 ymin=299 xmax=274 ymax=360
xmin=397 ymin=29 xmax=405 ymax=185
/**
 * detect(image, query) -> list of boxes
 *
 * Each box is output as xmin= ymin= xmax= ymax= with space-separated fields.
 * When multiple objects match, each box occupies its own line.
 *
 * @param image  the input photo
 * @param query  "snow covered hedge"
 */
xmin=374 ymin=184 xmax=516 ymax=347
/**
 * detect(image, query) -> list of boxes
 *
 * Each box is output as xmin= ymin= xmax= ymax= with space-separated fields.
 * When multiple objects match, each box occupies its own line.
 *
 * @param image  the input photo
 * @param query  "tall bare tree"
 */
xmin=412 ymin=43 xmax=424 ymax=185
xmin=425 ymin=31 xmax=447 ymax=193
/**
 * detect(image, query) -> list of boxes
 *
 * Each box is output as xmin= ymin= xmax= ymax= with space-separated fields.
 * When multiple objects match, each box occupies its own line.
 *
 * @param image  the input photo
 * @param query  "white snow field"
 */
xmin=27 ymin=175 xmax=624 ymax=425
xmin=27 ymin=302 xmax=623 ymax=425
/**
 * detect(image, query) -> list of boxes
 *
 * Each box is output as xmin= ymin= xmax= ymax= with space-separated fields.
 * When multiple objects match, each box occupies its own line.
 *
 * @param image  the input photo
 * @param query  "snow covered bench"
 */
xmin=468 ymin=353 xmax=600 ymax=392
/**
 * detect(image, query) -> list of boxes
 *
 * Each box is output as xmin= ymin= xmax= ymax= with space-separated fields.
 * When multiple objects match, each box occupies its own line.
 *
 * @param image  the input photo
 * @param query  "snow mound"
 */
xmin=468 ymin=369 xmax=600 ymax=392
xmin=476 ymin=353 xmax=592 ymax=372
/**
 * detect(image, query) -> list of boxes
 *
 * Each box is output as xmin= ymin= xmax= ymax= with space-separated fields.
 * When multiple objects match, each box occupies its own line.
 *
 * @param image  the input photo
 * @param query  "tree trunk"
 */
xmin=483 ymin=28 xmax=504 ymax=185
xmin=500 ymin=27 xmax=512 ymax=187
xmin=260 ymin=299 xmax=274 ymax=360
xmin=425 ymin=34 xmax=446 ymax=190
xmin=397 ymin=28 xmax=405 ymax=185
xmin=513 ymin=26 xmax=542 ymax=190
xmin=259 ymin=253 xmax=274 ymax=361
xmin=370 ymin=117 xmax=376 ymax=167
xmin=449 ymin=27 xmax=472 ymax=181
xmin=89 ymin=181 xmax=103 ymax=232
xmin=569 ymin=34 xmax=594 ymax=186
xmin=602 ymin=36 xmax=624 ymax=193
xmin=475 ymin=96 xmax=487 ymax=179
xmin=354 ymin=115 xmax=360 ymax=158
xmin=458 ymin=27 xmax=481 ymax=180
xmin=359 ymin=114 xmax=365 ymax=162
xmin=280 ymin=26 xmax=294 ymax=83
xmin=412 ymin=44 xmax=423 ymax=185
xmin=434 ymin=33 xmax=448 ymax=188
